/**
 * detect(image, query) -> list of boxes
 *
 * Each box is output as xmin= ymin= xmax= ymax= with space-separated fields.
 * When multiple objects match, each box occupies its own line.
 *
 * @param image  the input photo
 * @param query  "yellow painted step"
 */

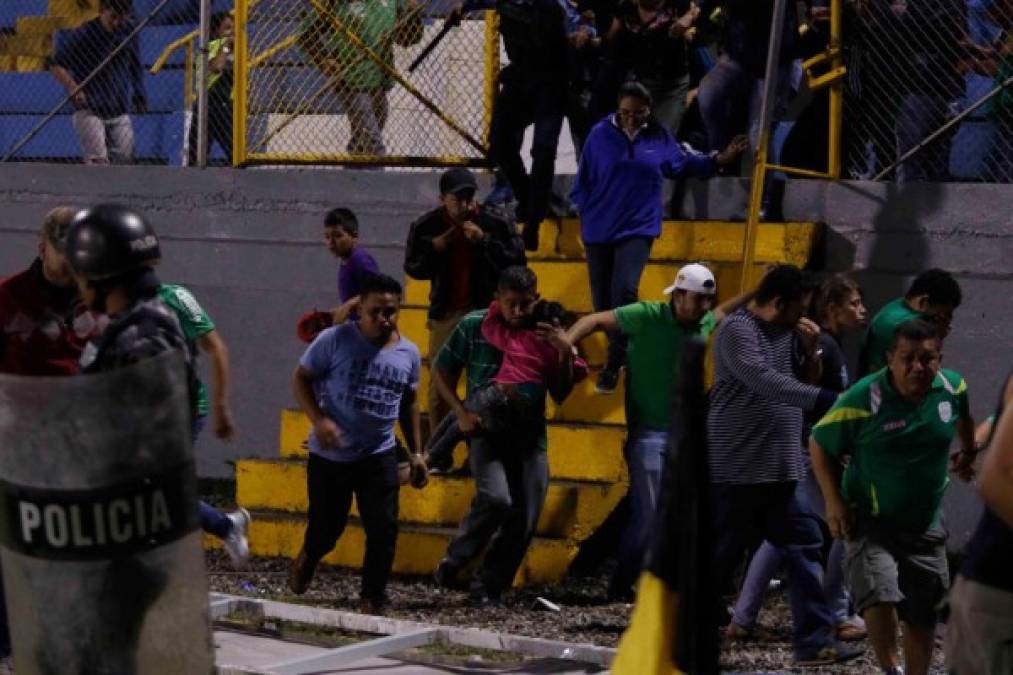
xmin=7 ymin=35 xmax=52 ymax=58
xmin=218 ymin=511 xmax=575 ymax=586
xmin=398 ymin=306 xmax=610 ymax=367
xmin=405 ymin=260 xmax=774 ymax=314
xmin=49 ymin=0 xmax=98 ymax=25
xmin=279 ymin=409 xmax=628 ymax=483
xmin=531 ymin=219 xmax=818 ymax=263
xmin=237 ymin=460 xmax=625 ymax=540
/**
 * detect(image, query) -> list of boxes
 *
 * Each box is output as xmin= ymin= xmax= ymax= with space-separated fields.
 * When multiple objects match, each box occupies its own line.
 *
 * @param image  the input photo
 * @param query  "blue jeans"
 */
xmin=193 ymin=414 xmax=234 ymax=539
xmin=732 ymin=465 xmax=851 ymax=627
xmin=585 ymin=236 xmax=653 ymax=372
xmin=614 ymin=429 xmax=670 ymax=589
xmin=707 ymin=482 xmax=835 ymax=655
xmin=896 ymin=93 xmax=948 ymax=182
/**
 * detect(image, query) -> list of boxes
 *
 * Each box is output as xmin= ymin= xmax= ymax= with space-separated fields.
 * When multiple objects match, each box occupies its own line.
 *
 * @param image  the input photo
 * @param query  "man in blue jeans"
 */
xmin=565 ymin=263 xmax=749 ymax=599
xmin=704 ymin=265 xmax=861 ymax=670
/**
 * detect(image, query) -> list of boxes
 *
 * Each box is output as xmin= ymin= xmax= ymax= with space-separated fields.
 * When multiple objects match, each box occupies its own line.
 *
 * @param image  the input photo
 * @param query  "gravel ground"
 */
xmin=206 ymin=551 xmax=948 ymax=673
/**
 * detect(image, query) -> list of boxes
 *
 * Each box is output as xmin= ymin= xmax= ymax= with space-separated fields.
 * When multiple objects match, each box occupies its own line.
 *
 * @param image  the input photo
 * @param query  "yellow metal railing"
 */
xmin=740 ymin=0 xmax=844 ymax=291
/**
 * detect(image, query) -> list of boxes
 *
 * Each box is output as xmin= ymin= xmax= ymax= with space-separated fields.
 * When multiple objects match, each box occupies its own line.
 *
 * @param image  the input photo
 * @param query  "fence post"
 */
xmin=740 ymin=0 xmax=788 ymax=293
xmin=232 ymin=0 xmax=248 ymax=166
xmin=196 ymin=0 xmax=211 ymax=167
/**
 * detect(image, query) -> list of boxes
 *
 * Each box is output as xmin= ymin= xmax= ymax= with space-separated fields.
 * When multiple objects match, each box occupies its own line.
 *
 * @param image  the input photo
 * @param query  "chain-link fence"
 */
xmin=235 ymin=0 xmax=496 ymax=166
xmin=843 ymin=0 xmax=1013 ymax=182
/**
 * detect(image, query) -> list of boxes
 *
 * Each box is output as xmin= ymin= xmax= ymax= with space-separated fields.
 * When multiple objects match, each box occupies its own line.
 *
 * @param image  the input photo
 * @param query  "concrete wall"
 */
xmin=1 ymin=165 xmax=1010 ymax=545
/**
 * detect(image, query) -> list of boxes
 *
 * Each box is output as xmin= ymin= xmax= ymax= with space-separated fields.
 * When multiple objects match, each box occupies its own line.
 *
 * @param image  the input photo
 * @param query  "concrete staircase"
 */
xmin=228 ymin=218 xmax=820 ymax=586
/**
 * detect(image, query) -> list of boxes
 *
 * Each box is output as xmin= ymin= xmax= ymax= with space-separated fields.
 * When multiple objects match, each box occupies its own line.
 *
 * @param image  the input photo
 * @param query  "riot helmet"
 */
xmin=65 ymin=204 xmax=161 ymax=281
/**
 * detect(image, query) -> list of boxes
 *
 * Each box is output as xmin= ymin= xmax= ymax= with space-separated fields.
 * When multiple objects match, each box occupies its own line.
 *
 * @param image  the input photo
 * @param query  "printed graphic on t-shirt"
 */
xmin=329 ymin=357 xmax=411 ymax=418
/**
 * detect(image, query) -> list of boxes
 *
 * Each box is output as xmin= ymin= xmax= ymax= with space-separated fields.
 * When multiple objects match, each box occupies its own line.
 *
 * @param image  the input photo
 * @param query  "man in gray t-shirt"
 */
xmin=287 ymin=274 xmax=424 ymax=615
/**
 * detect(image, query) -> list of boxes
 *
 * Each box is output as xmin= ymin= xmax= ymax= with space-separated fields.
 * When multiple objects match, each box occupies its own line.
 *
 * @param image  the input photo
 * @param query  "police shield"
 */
xmin=0 ymin=351 xmax=213 ymax=674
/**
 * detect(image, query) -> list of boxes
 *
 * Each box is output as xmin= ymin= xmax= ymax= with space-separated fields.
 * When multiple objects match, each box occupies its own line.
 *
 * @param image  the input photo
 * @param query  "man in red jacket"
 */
xmin=0 ymin=206 xmax=104 ymax=375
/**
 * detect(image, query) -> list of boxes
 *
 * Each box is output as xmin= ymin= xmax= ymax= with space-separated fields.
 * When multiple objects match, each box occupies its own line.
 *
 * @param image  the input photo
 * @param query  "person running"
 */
xmin=703 ymin=264 xmax=861 ymax=670
xmin=287 ymin=273 xmax=424 ymax=615
xmin=430 ymin=267 xmax=583 ymax=605
xmin=158 ymin=282 xmax=250 ymax=568
xmin=945 ymin=371 xmax=1013 ymax=675
xmin=564 ymin=262 xmax=750 ymax=599
xmin=728 ymin=274 xmax=869 ymax=641
xmin=570 ymin=81 xmax=747 ymax=393
xmin=811 ymin=319 xmax=976 ymax=675
xmin=426 ymin=292 xmax=585 ymax=473
xmin=860 ymin=268 xmax=962 ymax=374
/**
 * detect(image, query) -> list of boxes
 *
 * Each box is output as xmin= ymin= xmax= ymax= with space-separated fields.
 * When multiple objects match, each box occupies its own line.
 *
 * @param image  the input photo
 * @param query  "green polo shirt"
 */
xmin=861 ymin=297 xmax=927 ymax=374
xmin=812 ymin=367 xmax=969 ymax=531
xmin=158 ymin=284 xmax=215 ymax=417
xmin=614 ymin=302 xmax=717 ymax=431
xmin=433 ymin=310 xmax=547 ymax=451
xmin=301 ymin=0 xmax=402 ymax=91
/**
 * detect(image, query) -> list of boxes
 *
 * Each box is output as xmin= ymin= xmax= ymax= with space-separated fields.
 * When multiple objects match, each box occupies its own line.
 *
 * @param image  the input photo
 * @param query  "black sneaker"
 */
xmin=595 ymin=368 xmax=620 ymax=394
xmin=793 ymin=641 xmax=863 ymax=667
xmin=468 ymin=585 xmax=503 ymax=607
xmin=433 ymin=559 xmax=463 ymax=590
xmin=426 ymin=451 xmax=453 ymax=475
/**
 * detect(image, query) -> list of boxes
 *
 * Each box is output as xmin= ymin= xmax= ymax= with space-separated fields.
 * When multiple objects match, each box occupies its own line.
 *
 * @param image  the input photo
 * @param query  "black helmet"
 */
xmin=65 ymin=204 xmax=161 ymax=280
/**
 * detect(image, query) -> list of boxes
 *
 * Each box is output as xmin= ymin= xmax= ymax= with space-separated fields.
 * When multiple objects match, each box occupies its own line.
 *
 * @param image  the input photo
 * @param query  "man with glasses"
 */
xmin=49 ymin=0 xmax=146 ymax=165
xmin=404 ymin=168 xmax=526 ymax=434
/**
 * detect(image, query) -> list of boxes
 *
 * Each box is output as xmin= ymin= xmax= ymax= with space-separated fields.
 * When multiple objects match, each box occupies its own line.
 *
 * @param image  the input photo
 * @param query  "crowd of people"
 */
xmin=37 ymin=0 xmax=1013 ymax=183
xmin=0 ymin=160 xmax=1010 ymax=673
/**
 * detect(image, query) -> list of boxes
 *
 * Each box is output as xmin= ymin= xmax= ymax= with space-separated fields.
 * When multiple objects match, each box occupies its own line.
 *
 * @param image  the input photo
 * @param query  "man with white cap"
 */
xmin=565 ymin=262 xmax=749 ymax=598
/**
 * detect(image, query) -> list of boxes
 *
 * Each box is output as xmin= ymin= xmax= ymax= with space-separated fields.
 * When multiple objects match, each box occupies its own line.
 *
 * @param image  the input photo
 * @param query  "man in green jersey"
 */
xmin=564 ymin=262 xmax=748 ymax=599
xmin=811 ymin=319 xmax=976 ymax=675
xmin=158 ymin=282 xmax=250 ymax=568
xmin=860 ymin=269 xmax=962 ymax=375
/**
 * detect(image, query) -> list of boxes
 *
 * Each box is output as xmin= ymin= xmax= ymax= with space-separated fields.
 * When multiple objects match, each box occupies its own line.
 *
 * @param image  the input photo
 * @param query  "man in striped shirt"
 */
xmin=704 ymin=265 xmax=861 ymax=668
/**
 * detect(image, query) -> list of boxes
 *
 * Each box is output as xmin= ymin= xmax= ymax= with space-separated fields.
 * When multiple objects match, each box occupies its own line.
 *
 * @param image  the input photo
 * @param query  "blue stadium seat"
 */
xmin=137 ymin=0 xmax=233 ymax=25
xmin=0 ymin=0 xmax=49 ymax=30
xmin=145 ymin=70 xmax=185 ymax=111
xmin=0 ymin=74 xmax=74 ymax=114
xmin=141 ymin=25 xmax=197 ymax=67
xmin=0 ymin=114 xmax=80 ymax=159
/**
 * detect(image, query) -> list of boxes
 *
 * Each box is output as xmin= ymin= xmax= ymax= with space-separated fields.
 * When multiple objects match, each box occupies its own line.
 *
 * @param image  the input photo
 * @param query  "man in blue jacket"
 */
xmin=49 ymin=0 xmax=146 ymax=165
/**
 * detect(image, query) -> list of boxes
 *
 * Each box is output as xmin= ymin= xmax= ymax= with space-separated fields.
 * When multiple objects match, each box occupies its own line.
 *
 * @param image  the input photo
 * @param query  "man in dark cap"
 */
xmin=404 ymin=168 xmax=526 ymax=437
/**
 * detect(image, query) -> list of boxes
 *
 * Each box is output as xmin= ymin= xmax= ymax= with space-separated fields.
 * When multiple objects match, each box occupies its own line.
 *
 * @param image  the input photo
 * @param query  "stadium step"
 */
xmin=279 ymin=409 xmax=628 ymax=484
xmin=237 ymin=459 xmax=625 ymax=540
xmin=208 ymin=510 xmax=577 ymax=586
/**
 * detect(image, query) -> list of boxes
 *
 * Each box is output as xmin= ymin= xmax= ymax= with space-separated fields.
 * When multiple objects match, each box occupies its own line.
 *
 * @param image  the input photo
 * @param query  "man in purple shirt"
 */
xmin=324 ymin=208 xmax=380 ymax=303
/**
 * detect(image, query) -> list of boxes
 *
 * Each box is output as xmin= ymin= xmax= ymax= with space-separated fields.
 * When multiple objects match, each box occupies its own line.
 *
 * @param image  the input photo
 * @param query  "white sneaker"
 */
xmin=222 ymin=507 xmax=251 ymax=569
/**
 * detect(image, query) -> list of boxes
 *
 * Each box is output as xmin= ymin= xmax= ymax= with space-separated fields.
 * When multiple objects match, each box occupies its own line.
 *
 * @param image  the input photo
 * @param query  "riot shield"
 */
xmin=0 ymin=351 xmax=213 ymax=675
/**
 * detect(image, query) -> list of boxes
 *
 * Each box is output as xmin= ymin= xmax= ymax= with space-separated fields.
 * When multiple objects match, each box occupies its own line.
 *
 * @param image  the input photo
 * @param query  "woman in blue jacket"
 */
xmin=570 ymin=81 xmax=747 ymax=392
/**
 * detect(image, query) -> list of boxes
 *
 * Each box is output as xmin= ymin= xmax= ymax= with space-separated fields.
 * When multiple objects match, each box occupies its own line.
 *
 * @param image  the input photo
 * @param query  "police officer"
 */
xmin=65 ymin=204 xmax=250 ymax=563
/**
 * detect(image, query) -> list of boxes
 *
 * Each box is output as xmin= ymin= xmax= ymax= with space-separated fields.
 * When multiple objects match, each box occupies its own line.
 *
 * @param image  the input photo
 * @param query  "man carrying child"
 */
xmin=429 ymin=266 xmax=585 ymax=605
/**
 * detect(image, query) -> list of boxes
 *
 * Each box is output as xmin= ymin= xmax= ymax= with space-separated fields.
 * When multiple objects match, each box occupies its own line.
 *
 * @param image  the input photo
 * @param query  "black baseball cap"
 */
xmin=439 ymin=168 xmax=478 ymax=196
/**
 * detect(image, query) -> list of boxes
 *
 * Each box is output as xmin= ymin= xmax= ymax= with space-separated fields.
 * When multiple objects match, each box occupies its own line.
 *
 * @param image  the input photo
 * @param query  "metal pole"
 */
xmin=873 ymin=74 xmax=1013 ymax=181
xmin=196 ymin=0 xmax=211 ymax=168
xmin=739 ymin=0 xmax=788 ymax=292
xmin=1 ymin=0 xmax=175 ymax=163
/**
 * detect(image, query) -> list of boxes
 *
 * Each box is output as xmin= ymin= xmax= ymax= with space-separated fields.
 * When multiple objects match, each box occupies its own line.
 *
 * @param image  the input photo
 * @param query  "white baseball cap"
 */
xmin=664 ymin=263 xmax=716 ymax=295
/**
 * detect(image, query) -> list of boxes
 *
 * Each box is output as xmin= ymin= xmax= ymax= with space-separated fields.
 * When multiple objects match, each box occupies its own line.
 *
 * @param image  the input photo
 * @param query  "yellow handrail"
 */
xmin=149 ymin=27 xmax=199 ymax=75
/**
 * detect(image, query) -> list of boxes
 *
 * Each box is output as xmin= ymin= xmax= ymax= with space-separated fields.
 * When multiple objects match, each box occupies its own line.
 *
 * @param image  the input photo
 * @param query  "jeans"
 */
xmin=444 ymin=434 xmax=549 ymax=596
xmin=303 ymin=451 xmax=400 ymax=604
xmin=696 ymin=55 xmax=792 ymax=152
xmin=489 ymin=70 xmax=566 ymax=233
xmin=585 ymin=236 xmax=653 ymax=372
xmin=426 ymin=382 xmax=528 ymax=465
xmin=72 ymin=110 xmax=134 ymax=164
xmin=613 ymin=429 xmax=670 ymax=593
xmin=731 ymin=465 xmax=851 ymax=627
xmin=336 ymin=86 xmax=389 ymax=157
xmin=706 ymin=481 xmax=835 ymax=659
xmin=896 ymin=93 xmax=948 ymax=182
xmin=191 ymin=414 xmax=235 ymax=539
xmin=642 ymin=75 xmax=690 ymax=137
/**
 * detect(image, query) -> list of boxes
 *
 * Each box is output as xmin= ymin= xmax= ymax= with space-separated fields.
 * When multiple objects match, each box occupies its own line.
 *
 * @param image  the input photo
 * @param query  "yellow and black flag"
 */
xmin=612 ymin=337 xmax=717 ymax=675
